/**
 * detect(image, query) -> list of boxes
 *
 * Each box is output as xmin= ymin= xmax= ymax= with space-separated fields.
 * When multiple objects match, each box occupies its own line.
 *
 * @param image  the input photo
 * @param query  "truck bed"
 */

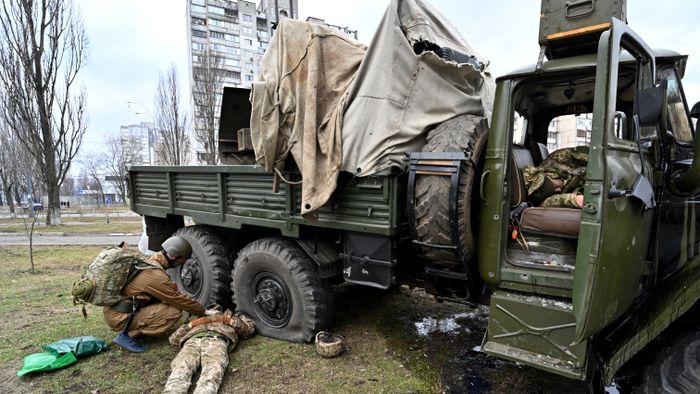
xmin=128 ymin=165 xmax=403 ymax=237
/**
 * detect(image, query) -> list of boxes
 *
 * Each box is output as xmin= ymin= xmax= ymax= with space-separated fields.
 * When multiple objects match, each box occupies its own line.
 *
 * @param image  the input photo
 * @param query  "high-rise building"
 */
xmin=305 ymin=16 xmax=358 ymax=40
xmin=187 ymin=0 xmax=298 ymax=89
xmin=119 ymin=122 xmax=160 ymax=166
xmin=186 ymin=0 xmax=299 ymax=163
xmin=547 ymin=114 xmax=592 ymax=151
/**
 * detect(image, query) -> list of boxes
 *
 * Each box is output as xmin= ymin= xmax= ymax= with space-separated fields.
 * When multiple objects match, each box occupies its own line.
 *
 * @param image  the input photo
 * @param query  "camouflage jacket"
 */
xmin=522 ymin=146 xmax=589 ymax=207
xmin=169 ymin=321 xmax=240 ymax=350
xmin=168 ymin=314 xmax=256 ymax=351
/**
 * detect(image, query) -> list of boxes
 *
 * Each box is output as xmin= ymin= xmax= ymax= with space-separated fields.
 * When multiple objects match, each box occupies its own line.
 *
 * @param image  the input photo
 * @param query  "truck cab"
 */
xmin=479 ymin=15 xmax=700 ymax=383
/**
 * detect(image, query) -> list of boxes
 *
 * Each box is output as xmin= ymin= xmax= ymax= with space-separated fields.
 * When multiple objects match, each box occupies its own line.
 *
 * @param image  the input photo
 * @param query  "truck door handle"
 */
xmin=479 ymin=170 xmax=491 ymax=203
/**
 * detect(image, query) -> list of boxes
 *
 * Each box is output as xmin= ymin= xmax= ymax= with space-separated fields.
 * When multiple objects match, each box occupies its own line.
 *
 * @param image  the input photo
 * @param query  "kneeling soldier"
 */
xmin=104 ymin=236 xmax=212 ymax=352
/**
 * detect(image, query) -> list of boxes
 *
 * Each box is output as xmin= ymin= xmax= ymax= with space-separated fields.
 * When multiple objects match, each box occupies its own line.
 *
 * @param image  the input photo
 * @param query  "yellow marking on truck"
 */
xmin=546 ymin=22 xmax=612 ymax=41
xmin=416 ymin=170 xmax=451 ymax=176
xmin=416 ymin=160 xmax=454 ymax=166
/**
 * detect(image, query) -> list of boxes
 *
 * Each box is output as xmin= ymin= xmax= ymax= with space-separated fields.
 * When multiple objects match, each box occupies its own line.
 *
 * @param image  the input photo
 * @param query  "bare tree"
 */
xmin=18 ymin=206 xmax=41 ymax=273
xmin=0 ymin=122 xmax=40 ymax=215
xmin=154 ymin=64 xmax=190 ymax=166
xmin=101 ymin=134 xmax=129 ymax=205
xmin=192 ymin=50 xmax=224 ymax=165
xmin=0 ymin=124 xmax=19 ymax=214
xmin=81 ymin=156 xmax=105 ymax=207
xmin=0 ymin=0 xmax=89 ymax=226
xmin=77 ymin=173 xmax=101 ymax=206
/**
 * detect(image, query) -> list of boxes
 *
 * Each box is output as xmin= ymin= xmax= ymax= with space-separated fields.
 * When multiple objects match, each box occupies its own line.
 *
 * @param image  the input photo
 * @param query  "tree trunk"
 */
xmin=11 ymin=187 xmax=22 ymax=213
xmin=1 ymin=182 xmax=14 ymax=214
xmin=120 ymin=185 xmax=127 ymax=206
xmin=5 ymin=191 xmax=14 ymax=213
xmin=46 ymin=182 xmax=61 ymax=226
xmin=29 ymin=231 xmax=35 ymax=274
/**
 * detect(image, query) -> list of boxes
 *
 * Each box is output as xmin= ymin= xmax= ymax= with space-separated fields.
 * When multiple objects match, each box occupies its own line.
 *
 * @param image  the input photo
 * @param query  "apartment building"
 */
xmin=186 ymin=0 xmax=298 ymax=162
xmin=119 ymin=122 xmax=160 ymax=166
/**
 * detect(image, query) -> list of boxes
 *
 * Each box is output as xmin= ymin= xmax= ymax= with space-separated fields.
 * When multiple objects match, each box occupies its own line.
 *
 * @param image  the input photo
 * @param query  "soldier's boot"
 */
xmin=113 ymin=332 xmax=148 ymax=352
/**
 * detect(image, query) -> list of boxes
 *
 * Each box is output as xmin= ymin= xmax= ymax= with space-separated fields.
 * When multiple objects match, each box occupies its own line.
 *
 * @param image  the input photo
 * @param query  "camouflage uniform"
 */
xmin=163 ymin=312 xmax=255 ymax=394
xmin=522 ymin=146 xmax=589 ymax=208
xmin=103 ymin=252 xmax=205 ymax=338
xmin=541 ymin=193 xmax=581 ymax=209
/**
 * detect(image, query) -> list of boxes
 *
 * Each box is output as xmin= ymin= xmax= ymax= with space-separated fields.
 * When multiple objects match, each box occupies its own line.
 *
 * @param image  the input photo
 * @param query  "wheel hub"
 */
xmin=180 ymin=258 xmax=202 ymax=294
xmin=252 ymin=273 xmax=291 ymax=327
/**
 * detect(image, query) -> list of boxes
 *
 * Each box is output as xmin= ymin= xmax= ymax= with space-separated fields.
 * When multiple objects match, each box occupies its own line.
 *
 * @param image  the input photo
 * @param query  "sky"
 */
xmin=73 ymin=0 xmax=700 ymax=162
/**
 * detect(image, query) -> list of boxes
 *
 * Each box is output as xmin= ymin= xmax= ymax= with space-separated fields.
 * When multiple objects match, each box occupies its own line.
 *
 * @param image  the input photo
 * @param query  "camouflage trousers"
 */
xmin=163 ymin=337 xmax=229 ymax=394
xmin=541 ymin=193 xmax=582 ymax=209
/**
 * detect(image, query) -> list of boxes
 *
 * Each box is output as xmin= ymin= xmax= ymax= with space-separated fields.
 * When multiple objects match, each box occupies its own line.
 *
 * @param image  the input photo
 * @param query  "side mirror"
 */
xmin=637 ymin=80 xmax=667 ymax=126
xmin=691 ymin=101 xmax=700 ymax=119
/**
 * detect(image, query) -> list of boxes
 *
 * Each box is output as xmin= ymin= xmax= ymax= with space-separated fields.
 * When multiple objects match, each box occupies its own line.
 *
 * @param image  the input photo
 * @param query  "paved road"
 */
xmin=0 ymin=233 xmax=141 ymax=246
xmin=0 ymin=211 xmax=140 ymax=219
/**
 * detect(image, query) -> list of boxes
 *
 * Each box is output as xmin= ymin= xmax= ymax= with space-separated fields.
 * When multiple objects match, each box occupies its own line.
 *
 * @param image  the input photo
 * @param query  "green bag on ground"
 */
xmin=17 ymin=351 xmax=78 ymax=377
xmin=42 ymin=336 xmax=107 ymax=357
xmin=17 ymin=336 xmax=107 ymax=377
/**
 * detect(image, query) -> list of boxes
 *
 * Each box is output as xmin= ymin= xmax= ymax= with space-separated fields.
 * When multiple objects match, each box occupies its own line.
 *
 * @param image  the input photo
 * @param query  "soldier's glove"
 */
xmin=204 ymin=309 xmax=219 ymax=316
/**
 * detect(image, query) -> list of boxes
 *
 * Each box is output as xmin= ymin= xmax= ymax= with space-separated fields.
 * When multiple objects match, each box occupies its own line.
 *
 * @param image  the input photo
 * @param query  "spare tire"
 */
xmin=169 ymin=225 xmax=232 ymax=308
xmin=414 ymin=114 xmax=489 ymax=267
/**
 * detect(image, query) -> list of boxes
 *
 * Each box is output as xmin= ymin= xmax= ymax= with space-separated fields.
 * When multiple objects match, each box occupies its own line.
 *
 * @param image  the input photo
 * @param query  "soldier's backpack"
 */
xmin=71 ymin=243 xmax=161 ymax=316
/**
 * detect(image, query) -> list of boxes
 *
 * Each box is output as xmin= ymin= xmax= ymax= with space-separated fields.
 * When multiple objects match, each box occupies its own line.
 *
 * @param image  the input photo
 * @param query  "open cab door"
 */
xmin=572 ymin=19 xmax=658 ymax=343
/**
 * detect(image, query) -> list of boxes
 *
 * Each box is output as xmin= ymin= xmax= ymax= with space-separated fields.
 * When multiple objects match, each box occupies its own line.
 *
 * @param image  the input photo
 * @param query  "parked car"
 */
xmin=21 ymin=203 xmax=44 ymax=211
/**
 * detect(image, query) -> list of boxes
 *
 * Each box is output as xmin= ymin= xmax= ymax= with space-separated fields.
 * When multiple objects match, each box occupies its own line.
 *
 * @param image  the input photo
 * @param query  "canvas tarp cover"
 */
xmin=250 ymin=0 xmax=494 ymax=215
xmin=251 ymin=20 xmax=366 ymax=215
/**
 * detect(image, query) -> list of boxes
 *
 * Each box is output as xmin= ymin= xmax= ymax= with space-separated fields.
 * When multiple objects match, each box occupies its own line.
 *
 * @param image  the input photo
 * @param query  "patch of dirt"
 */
xmin=332 ymin=285 xmax=590 ymax=393
xmin=0 ymin=305 xmax=75 ymax=333
xmin=0 ymin=365 xmax=21 ymax=393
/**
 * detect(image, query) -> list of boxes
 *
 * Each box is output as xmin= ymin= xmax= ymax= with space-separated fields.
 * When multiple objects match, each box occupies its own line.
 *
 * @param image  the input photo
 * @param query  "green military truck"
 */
xmin=128 ymin=0 xmax=700 ymax=389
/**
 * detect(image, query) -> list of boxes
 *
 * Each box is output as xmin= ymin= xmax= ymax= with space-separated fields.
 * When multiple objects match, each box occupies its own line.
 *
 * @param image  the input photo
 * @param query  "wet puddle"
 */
xmin=335 ymin=285 xmax=650 ymax=393
xmin=409 ymin=305 xmax=590 ymax=393
xmin=413 ymin=310 xmax=482 ymax=337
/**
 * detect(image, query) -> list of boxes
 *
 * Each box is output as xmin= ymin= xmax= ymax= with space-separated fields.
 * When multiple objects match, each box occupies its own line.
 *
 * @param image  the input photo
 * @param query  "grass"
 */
xmin=0 ymin=246 xmax=590 ymax=393
xmin=0 ymin=246 xmax=444 ymax=394
xmin=0 ymin=216 xmax=142 ymax=235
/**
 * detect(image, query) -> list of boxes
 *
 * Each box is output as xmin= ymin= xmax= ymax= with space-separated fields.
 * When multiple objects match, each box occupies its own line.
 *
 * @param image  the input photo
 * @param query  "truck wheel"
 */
xmin=231 ymin=237 xmax=332 ymax=343
xmin=414 ymin=114 xmax=488 ymax=266
xmin=639 ymin=331 xmax=700 ymax=393
xmin=170 ymin=225 xmax=231 ymax=308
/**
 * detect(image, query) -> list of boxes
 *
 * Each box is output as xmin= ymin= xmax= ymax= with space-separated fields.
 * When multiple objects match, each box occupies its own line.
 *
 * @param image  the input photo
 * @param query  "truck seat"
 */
xmin=519 ymin=207 xmax=581 ymax=238
xmin=510 ymin=144 xmax=582 ymax=239
xmin=510 ymin=145 xmax=534 ymax=207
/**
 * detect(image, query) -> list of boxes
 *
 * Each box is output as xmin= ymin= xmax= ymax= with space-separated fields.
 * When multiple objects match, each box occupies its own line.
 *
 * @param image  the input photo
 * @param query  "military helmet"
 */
xmin=315 ymin=331 xmax=345 ymax=358
xmin=161 ymin=236 xmax=192 ymax=258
